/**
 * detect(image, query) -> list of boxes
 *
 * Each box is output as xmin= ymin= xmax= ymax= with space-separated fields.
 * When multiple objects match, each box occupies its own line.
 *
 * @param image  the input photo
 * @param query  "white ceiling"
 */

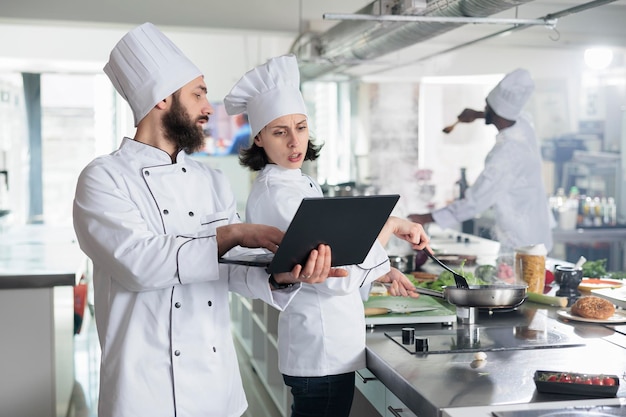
xmin=0 ymin=0 xmax=370 ymax=33
xmin=2 ymin=0 xmax=626 ymax=77
xmin=1 ymin=0 xmax=625 ymax=44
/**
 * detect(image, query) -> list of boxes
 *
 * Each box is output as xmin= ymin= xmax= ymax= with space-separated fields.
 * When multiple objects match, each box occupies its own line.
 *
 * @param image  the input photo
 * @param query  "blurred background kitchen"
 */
xmin=1 ymin=1 xmax=626 ymax=416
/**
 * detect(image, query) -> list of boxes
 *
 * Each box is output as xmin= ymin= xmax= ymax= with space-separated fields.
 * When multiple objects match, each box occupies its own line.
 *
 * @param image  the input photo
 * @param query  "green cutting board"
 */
xmin=364 ymin=295 xmax=456 ymax=326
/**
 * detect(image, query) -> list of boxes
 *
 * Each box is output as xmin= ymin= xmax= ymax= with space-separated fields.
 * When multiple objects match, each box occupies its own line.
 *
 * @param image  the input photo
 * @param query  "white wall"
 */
xmin=0 ymin=20 xmax=295 ymax=101
xmin=365 ymin=43 xmax=623 ymax=132
xmin=0 ymin=20 xmax=295 ymax=224
xmin=2 ymin=20 xmax=625 ymax=221
xmin=350 ymin=41 xmax=626 ymax=229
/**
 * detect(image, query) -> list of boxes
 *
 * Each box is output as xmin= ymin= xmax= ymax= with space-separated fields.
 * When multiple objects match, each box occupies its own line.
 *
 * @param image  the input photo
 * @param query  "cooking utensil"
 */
xmin=574 ymin=256 xmax=587 ymax=270
xmin=364 ymin=307 xmax=438 ymax=316
xmin=413 ymin=284 xmax=528 ymax=309
xmin=415 ymin=284 xmax=528 ymax=324
xmin=442 ymin=120 xmax=459 ymax=134
xmin=423 ymin=249 xmax=469 ymax=289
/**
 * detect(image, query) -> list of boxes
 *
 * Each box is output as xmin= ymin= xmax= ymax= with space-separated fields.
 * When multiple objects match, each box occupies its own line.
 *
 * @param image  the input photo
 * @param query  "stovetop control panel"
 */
xmin=386 ymin=324 xmax=585 ymax=354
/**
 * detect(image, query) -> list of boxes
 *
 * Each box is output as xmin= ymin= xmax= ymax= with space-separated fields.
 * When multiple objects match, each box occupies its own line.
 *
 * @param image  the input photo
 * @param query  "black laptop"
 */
xmin=219 ymin=194 xmax=400 ymax=274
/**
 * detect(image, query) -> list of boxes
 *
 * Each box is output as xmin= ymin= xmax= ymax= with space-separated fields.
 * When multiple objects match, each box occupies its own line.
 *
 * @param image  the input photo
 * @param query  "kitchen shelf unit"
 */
xmin=230 ymin=293 xmax=293 ymax=416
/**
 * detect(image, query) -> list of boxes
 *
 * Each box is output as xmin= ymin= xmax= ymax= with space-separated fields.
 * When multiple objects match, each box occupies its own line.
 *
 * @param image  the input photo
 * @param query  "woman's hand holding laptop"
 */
xmin=273 ymin=244 xmax=349 ymax=287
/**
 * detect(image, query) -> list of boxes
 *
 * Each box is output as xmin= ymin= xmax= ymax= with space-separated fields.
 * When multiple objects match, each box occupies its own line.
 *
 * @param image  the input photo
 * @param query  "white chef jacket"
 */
xmin=72 ymin=138 xmax=299 ymax=417
xmin=432 ymin=115 xmax=553 ymax=254
xmin=245 ymin=164 xmax=390 ymax=376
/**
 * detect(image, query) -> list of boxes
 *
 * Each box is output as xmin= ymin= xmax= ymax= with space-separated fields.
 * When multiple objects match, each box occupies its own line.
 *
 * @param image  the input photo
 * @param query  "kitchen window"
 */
xmin=40 ymin=73 xmax=118 ymax=225
xmin=0 ymin=72 xmax=121 ymax=226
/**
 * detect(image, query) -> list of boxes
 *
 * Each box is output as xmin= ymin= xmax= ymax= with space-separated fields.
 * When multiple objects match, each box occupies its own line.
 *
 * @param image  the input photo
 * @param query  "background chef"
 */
xmin=409 ymin=68 xmax=553 ymax=255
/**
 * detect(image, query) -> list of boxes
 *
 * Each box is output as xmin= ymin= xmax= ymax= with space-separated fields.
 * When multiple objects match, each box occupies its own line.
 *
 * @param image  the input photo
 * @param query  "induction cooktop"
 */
xmin=385 ymin=325 xmax=585 ymax=354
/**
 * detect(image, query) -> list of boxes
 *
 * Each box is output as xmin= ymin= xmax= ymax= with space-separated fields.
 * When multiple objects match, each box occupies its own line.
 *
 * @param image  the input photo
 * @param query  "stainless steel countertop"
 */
xmin=365 ymin=303 xmax=626 ymax=417
xmin=0 ymin=224 xmax=85 ymax=288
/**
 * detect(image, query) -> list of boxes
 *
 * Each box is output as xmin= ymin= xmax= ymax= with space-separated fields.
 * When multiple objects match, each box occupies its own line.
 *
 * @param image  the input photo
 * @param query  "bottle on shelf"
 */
xmin=457 ymin=167 xmax=468 ymax=199
xmin=456 ymin=168 xmax=473 ymax=233
xmin=549 ymin=187 xmax=566 ymax=224
xmin=606 ymin=197 xmax=617 ymax=226
xmin=592 ymin=196 xmax=603 ymax=227
xmin=556 ymin=186 xmax=579 ymax=230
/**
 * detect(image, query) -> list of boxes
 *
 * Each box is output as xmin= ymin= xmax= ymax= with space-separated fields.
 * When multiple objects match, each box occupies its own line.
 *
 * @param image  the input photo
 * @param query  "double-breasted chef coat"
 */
xmin=73 ymin=138 xmax=299 ymax=417
xmin=245 ymin=164 xmax=390 ymax=377
xmin=432 ymin=114 xmax=553 ymax=255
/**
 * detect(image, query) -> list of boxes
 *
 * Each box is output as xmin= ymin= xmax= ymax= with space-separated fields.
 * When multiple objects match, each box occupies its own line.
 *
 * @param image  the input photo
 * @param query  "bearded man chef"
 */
xmin=72 ymin=23 xmax=346 ymax=417
xmin=409 ymin=69 xmax=553 ymax=255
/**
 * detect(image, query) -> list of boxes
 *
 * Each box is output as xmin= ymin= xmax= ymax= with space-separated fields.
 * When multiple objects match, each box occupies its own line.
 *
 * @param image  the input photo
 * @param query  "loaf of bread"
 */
xmin=571 ymin=296 xmax=615 ymax=320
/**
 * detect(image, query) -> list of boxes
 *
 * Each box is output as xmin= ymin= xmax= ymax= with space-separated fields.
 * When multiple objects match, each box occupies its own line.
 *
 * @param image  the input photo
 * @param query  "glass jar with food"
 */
xmin=514 ymin=244 xmax=547 ymax=293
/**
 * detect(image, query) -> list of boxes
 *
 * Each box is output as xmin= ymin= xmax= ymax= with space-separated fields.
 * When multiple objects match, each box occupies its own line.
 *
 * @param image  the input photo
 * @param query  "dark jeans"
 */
xmin=283 ymin=372 xmax=355 ymax=417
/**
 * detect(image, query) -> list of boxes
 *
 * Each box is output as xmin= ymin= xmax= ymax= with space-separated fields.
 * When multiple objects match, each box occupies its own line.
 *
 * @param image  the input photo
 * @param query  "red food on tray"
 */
xmin=534 ymin=370 xmax=619 ymax=397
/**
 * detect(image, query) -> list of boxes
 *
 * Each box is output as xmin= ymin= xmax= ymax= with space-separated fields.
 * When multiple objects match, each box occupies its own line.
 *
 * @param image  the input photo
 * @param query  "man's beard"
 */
xmin=162 ymin=94 xmax=207 ymax=154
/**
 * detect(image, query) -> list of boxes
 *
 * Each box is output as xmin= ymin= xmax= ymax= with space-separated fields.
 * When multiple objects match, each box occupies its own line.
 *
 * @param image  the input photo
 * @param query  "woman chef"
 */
xmin=72 ymin=24 xmax=345 ymax=417
xmin=224 ymin=54 xmax=429 ymax=417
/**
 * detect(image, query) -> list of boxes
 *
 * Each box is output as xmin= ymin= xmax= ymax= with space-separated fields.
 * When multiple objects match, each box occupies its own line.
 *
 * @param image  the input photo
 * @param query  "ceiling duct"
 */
xmin=291 ymin=0 xmax=537 ymax=80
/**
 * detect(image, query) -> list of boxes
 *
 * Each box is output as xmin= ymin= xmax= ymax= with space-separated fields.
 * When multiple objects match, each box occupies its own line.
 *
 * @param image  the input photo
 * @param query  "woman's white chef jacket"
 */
xmin=432 ymin=115 xmax=553 ymax=254
xmin=245 ymin=164 xmax=390 ymax=377
xmin=72 ymin=138 xmax=299 ymax=417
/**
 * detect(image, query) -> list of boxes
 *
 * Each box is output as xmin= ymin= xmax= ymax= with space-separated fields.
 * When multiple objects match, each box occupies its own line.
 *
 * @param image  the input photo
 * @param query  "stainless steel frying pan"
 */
xmin=415 ymin=284 xmax=528 ymax=309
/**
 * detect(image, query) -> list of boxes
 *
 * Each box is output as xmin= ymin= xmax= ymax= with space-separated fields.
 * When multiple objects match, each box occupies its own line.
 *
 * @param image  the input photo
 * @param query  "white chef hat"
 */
xmin=486 ymin=68 xmax=534 ymax=121
xmin=224 ymin=54 xmax=307 ymax=138
xmin=103 ymin=22 xmax=202 ymax=127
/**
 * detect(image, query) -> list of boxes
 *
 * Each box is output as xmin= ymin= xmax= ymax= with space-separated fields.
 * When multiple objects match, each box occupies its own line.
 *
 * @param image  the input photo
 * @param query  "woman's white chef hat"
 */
xmin=103 ymin=22 xmax=202 ymax=127
xmin=224 ymin=54 xmax=307 ymax=138
xmin=486 ymin=68 xmax=534 ymax=121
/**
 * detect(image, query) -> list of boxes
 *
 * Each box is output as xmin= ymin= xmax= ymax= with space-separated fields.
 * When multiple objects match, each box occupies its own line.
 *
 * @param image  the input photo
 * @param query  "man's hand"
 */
xmin=376 ymin=267 xmax=419 ymax=298
xmin=457 ymin=108 xmax=485 ymax=123
xmin=407 ymin=213 xmax=434 ymax=226
xmin=216 ymin=223 xmax=284 ymax=257
xmin=273 ymin=244 xmax=348 ymax=286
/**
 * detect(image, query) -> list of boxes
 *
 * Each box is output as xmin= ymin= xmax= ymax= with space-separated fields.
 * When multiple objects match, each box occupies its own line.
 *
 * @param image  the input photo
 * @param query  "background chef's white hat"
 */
xmin=224 ymin=54 xmax=307 ymax=138
xmin=486 ymin=68 xmax=534 ymax=120
xmin=104 ymin=22 xmax=202 ymax=127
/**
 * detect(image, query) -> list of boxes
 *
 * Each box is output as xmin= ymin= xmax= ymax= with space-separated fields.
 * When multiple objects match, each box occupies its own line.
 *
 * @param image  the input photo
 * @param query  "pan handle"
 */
xmin=413 ymin=287 xmax=445 ymax=299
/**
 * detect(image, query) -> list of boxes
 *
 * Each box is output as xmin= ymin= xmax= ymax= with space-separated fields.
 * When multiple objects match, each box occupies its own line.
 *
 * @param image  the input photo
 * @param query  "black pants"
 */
xmin=283 ymin=372 xmax=355 ymax=417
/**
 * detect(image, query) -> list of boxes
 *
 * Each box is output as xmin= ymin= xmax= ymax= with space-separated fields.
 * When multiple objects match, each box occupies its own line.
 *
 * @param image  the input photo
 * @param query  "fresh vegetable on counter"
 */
xmin=580 ymin=259 xmax=626 ymax=280
xmin=609 ymin=270 xmax=626 ymax=279
xmin=582 ymin=259 xmax=609 ymax=278
xmin=414 ymin=269 xmax=488 ymax=292
xmin=474 ymin=264 xmax=497 ymax=282
xmin=526 ymin=292 xmax=568 ymax=307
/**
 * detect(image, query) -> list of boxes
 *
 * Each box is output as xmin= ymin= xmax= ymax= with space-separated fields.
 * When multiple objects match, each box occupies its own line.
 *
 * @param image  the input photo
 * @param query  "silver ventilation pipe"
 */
xmin=292 ymin=0 xmax=536 ymax=80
